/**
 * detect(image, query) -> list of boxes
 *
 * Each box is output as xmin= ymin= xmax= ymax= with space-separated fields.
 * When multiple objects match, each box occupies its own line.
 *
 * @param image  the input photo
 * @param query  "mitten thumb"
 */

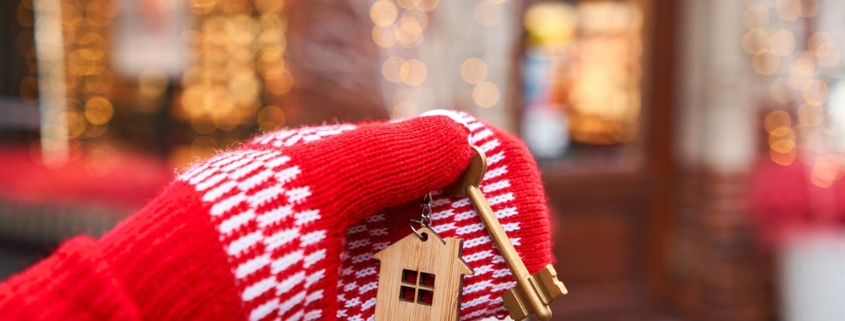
xmin=242 ymin=115 xmax=475 ymax=224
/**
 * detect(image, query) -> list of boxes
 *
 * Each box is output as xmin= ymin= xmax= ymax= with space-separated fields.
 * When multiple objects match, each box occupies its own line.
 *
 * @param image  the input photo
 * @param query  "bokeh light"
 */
xmin=370 ymin=0 xmax=398 ymax=27
xmin=768 ymin=29 xmax=795 ymax=57
xmin=393 ymin=101 xmax=417 ymax=118
xmin=396 ymin=0 xmax=422 ymax=10
xmin=257 ymin=106 xmax=286 ymax=132
xmin=472 ymin=81 xmax=500 ymax=108
xmin=383 ymin=56 xmax=406 ymax=83
xmin=764 ymin=110 xmax=792 ymax=133
xmin=811 ymin=158 xmax=838 ymax=188
xmin=461 ymin=57 xmax=488 ymax=84
xmin=743 ymin=4 xmax=769 ymax=29
xmin=372 ymin=26 xmax=397 ymax=48
xmin=399 ymin=59 xmax=427 ymax=86
xmin=63 ymin=110 xmax=87 ymax=139
xmin=775 ymin=0 xmax=800 ymax=21
xmin=788 ymin=58 xmax=815 ymax=89
xmin=798 ymin=103 xmax=824 ymax=127
xmin=83 ymin=96 xmax=113 ymax=125
xmin=742 ymin=29 xmax=769 ymax=55
xmin=266 ymin=70 xmax=294 ymax=96
xmin=419 ymin=0 xmax=439 ymax=11
xmin=402 ymin=9 xmax=427 ymax=28
xmin=752 ymin=52 xmax=779 ymax=75
xmin=803 ymin=79 xmax=828 ymax=106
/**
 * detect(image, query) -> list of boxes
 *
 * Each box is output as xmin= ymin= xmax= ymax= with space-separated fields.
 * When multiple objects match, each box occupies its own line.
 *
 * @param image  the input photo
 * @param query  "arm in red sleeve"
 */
xmin=0 ymin=180 xmax=248 ymax=321
xmin=0 ymin=236 xmax=142 ymax=321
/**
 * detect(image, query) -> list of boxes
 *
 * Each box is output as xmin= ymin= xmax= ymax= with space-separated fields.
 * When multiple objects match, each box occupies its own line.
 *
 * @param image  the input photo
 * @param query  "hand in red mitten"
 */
xmin=333 ymin=111 xmax=554 ymax=320
xmin=0 ymin=111 xmax=554 ymax=321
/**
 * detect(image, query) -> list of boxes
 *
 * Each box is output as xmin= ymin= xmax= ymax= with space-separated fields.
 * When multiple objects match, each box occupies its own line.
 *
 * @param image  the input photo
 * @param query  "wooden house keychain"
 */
xmin=372 ymin=193 xmax=474 ymax=321
xmin=373 ymin=146 xmax=568 ymax=321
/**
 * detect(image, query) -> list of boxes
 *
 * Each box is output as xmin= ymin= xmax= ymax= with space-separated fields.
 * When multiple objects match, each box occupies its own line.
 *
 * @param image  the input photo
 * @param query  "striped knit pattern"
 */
xmin=177 ymin=124 xmax=359 ymax=321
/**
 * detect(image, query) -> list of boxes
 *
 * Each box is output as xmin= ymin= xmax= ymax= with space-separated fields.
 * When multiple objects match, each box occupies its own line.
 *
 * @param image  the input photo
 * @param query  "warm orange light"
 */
xmin=770 ymin=148 xmax=796 ymax=166
xmin=764 ymin=110 xmax=792 ymax=133
xmin=382 ymin=57 xmax=406 ymax=83
xmin=395 ymin=17 xmax=423 ymax=46
xmin=255 ymin=0 xmax=284 ymax=14
xmin=460 ymin=58 xmax=488 ymax=84
xmin=742 ymin=29 xmax=769 ymax=55
xmin=768 ymin=127 xmax=795 ymax=148
xmin=472 ymin=81 xmax=500 ymax=108
xmin=212 ymin=108 xmax=240 ymax=131
xmin=798 ymin=103 xmax=824 ymax=127
xmin=803 ymin=79 xmax=828 ymax=106
xmin=768 ymin=29 xmax=795 ymax=57
xmin=371 ymin=0 xmax=398 ymax=27
xmin=85 ymin=0 xmax=116 ymax=27
xmin=266 ymin=70 xmax=293 ymax=96
xmin=189 ymin=0 xmax=217 ymax=15
xmin=396 ymin=0 xmax=422 ymax=10
xmin=257 ymin=106 xmax=286 ymax=132
xmin=419 ymin=0 xmax=439 ymax=11
xmin=788 ymin=59 xmax=815 ymax=89
xmin=63 ymin=111 xmax=87 ymax=139
xmin=811 ymin=159 xmax=838 ymax=188
xmin=809 ymin=32 xmax=833 ymax=52
xmin=402 ymin=9 xmax=428 ymax=29
xmin=752 ymin=52 xmax=779 ymax=75
xmin=399 ymin=59 xmax=427 ymax=86
xmin=190 ymin=111 xmax=216 ymax=134
xmin=84 ymin=96 xmax=113 ymax=125
xmin=775 ymin=0 xmax=799 ymax=21
xmin=393 ymin=101 xmax=417 ymax=118
xmin=373 ymin=26 xmax=397 ymax=48
xmin=399 ymin=16 xmax=423 ymax=36
xmin=743 ymin=4 xmax=769 ymax=29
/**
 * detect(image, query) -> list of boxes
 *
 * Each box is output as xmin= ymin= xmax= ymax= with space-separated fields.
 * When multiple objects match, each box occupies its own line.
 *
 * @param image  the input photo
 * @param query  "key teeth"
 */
xmin=502 ymin=265 xmax=569 ymax=321
xmin=536 ymin=264 xmax=568 ymax=301
xmin=502 ymin=288 xmax=530 ymax=321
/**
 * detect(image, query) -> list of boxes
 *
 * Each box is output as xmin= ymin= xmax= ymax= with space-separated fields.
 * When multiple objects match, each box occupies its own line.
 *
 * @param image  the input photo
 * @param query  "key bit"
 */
xmin=446 ymin=146 xmax=567 ymax=321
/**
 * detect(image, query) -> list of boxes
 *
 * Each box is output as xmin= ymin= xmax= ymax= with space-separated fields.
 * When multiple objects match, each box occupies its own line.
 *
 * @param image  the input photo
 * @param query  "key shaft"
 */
xmin=446 ymin=146 xmax=565 ymax=321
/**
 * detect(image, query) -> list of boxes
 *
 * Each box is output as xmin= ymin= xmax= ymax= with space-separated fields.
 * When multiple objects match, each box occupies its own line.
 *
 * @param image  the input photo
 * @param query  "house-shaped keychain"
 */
xmin=373 ymin=226 xmax=474 ymax=320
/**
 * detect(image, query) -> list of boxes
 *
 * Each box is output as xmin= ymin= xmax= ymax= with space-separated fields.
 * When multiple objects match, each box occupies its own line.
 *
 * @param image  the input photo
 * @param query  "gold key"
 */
xmin=445 ymin=146 xmax=568 ymax=321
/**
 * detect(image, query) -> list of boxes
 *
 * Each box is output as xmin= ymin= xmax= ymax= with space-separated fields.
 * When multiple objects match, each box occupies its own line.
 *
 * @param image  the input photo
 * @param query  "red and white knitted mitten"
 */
xmin=0 ymin=111 xmax=553 ymax=321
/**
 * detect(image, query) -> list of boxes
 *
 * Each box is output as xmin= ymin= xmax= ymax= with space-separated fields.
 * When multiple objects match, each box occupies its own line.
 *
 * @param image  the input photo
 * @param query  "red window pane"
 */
xmin=402 ymin=269 xmax=418 ymax=285
xmin=420 ymin=272 xmax=435 ymax=288
xmin=418 ymin=289 xmax=433 ymax=305
xmin=400 ymin=286 xmax=415 ymax=302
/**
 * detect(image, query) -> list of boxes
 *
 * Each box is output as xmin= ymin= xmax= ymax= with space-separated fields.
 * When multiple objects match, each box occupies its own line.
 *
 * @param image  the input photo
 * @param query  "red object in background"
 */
xmin=748 ymin=158 xmax=845 ymax=246
xmin=0 ymin=147 xmax=172 ymax=211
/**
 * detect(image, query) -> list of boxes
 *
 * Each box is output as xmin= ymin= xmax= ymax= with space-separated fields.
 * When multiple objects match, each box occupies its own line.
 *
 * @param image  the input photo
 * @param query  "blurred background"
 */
xmin=2 ymin=0 xmax=845 ymax=320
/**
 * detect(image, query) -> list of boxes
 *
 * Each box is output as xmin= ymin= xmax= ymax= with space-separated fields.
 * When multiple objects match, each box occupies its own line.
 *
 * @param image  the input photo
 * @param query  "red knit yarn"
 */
xmin=0 ymin=111 xmax=554 ymax=321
